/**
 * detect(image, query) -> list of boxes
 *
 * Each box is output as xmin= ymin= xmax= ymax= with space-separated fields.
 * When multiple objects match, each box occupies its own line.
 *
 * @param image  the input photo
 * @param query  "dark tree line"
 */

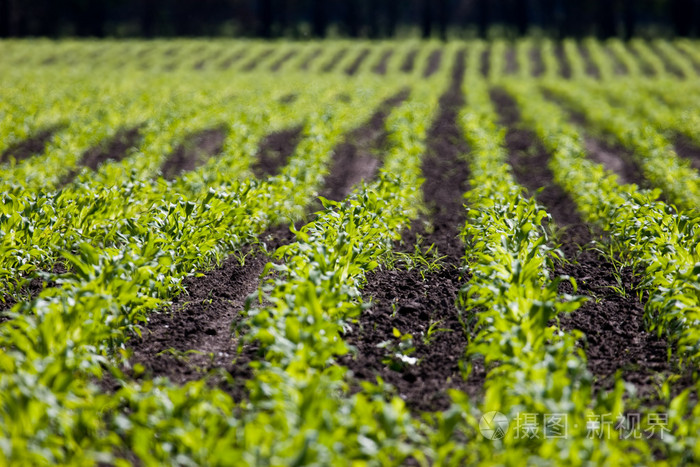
xmin=1 ymin=0 xmax=700 ymax=38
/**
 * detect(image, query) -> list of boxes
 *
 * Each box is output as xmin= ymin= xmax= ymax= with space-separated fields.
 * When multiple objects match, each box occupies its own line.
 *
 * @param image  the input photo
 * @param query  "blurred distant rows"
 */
xmin=2 ymin=0 xmax=700 ymax=39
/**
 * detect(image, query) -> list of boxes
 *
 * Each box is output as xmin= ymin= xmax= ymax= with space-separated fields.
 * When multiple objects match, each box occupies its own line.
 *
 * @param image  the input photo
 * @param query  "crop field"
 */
xmin=0 ymin=37 xmax=699 ymax=465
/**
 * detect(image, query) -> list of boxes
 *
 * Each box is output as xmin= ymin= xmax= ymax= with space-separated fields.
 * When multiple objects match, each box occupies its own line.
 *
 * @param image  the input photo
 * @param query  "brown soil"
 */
xmin=241 ymin=49 xmax=274 ymax=72
xmin=490 ymin=86 xmax=679 ymax=399
xmin=1 ymin=263 xmax=67 ymax=320
xmin=322 ymin=49 xmax=348 ymax=73
xmin=1 ymin=125 xmax=63 ymax=164
xmin=504 ymin=46 xmax=518 ymax=75
xmin=250 ymin=126 xmax=303 ymax=178
xmin=673 ymin=135 xmax=700 ymax=172
xmin=604 ymin=46 xmax=628 ymax=75
xmin=123 ymin=226 xmax=297 ymax=400
xmin=300 ymin=48 xmax=323 ymax=71
xmin=649 ymin=44 xmax=684 ymax=78
xmin=578 ymin=44 xmax=601 ymax=79
xmin=220 ymin=49 xmax=248 ymax=70
xmin=269 ymin=50 xmax=297 ymax=72
xmin=626 ymin=44 xmax=656 ymax=77
xmin=373 ymin=50 xmax=394 ymax=75
xmin=160 ymin=127 xmax=227 ymax=181
xmin=672 ymin=44 xmax=700 ymax=75
xmin=530 ymin=44 xmax=544 ymax=77
xmin=423 ymin=49 xmax=442 ymax=78
xmin=480 ymin=45 xmax=491 ymax=78
xmin=555 ymin=43 xmax=572 ymax=79
xmin=345 ymin=48 xmax=371 ymax=75
xmin=60 ymin=127 xmax=142 ymax=186
xmin=341 ymin=50 xmax=482 ymax=413
xmin=401 ymin=49 xmax=419 ymax=73
xmin=583 ymin=137 xmax=646 ymax=186
xmin=320 ymin=89 xmax=409 ymax=202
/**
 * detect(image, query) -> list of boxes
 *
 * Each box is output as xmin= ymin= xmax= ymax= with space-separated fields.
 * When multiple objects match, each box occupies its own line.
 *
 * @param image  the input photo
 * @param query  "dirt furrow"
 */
xmin=241 ymin=49 xmax=274 ymax=72
xmin=320 ymin=90 xmax=409 ymax=202
xmin=160 ymin=127 xmax=227 ymax=181
xmin=530 ymin=43 xmax=544 ymax=77
xmin=490 ymin=87 xmax=677 ymax=399
xmin=423 ymin=49 xmax=442 ymax=78
xmin=220 ymin=49 xmax=247 ymax=70
xmin=578 ymin=43 xmax=601 ymax=79
xmin=322 ymin=48 xmax=348 ymax=73
xmin=480 ymin=44 xmax=491 ymax=78
xmin=400 ymin=49 xmax=418 ymax=73
xmin=504 ymin=46 xmax=518 ymax=75
xmin=341 ymin=50 xmax=483 ymax=413
xmin=1 ymin=125 xmax=64 ymax=164
xmin=345 ymin=48 xmax=371 ymax=75
xmin=60 ymin=127 xmax=143 ymax=186
xmin=251 ymin=126 xmax=303 ymax=178
xmin=270 ymin=50 xmax=297 ymax=72
xmin=300 ymin=48 xmax=323 ymax=71
xmin=604 ymin=46 xmax=628 ymax=75
xmin=373 ymin=50 xmax=394 ymax=75
xmin=555 ymin=43 xmax=572 ymax=79
xmin=673 ymin=135 xmax=700 ymax=172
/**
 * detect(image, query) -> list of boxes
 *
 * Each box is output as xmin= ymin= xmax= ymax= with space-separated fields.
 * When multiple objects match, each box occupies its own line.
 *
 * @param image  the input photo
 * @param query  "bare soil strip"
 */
xmin=220 ymin=49 xmax=248 ymax=70
xmin=269 ymin=50 xmax=297 ymax=72
xmin=300 ymin=48 xmax=323 ymax=71
xmin=1 ymin=125 xmax=63 ymax=164
xmin=504 ymin=46 xmax=518 ymax=75
xmin=250 ymin=126 xmax=303 ymax=178
xmin=480 ymin=44 xmax=491 ymax=78
xmin=400 ymin=49 xmax=419 ymax=73
xmin=1 ymin=263 xmax=67 ymax=322
xmin=578 ymin=43 xmax=601 ymax=79
xmin=672 ymin=44 xmax=700 ymax=75
xmin=583 ymin=137 xmax=647 ymax=185
xmin=674 ymin=135 xmax=700 ymax=172
xmin=626 ymin=44 xmax=656 ymax=77
xmin=649 ymin=44 xmax=684 ymax=78
xmin=604 ymin=46 xmax=628 ymax=75
xmin=124 ymin=226 xmax=297 ymax=400
xmin=160 ymin=127 xmax=227 ymax=181
xmin=345 ymin=48 xmax=371 ymax=75
xmin=59 ymin=127 xmax=143 ymax=187
xmin=321 ymin=49 xmax=348 ymax=73
xmin=373 ymin=50 xmax=394 ymax=75
xmin=320 ymin=89 xmax=409 ymax=202
xmin=241 ymin=49 xmax=274 ymax=72
xmin=423 ymin=49 xmax=443 ymax=78
xmin=555 ymin=43 xmax=572 ymax=79
xmin=342 ymin=50 xmax=484 ymax=413
xmin=490 ymin=87 xmax=677 ymax=399
xmin=530 ymin=44 xmax=544 ymax=77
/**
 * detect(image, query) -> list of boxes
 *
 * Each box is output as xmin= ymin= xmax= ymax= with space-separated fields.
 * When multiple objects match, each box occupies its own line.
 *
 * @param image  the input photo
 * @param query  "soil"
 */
xmin=1 ymin=125 xmax=63 ymax=164
xmin=59 ymin=127 xmax=143 ymax=186
xmin=341 ymin=50 xmax=483 ymax=413
xmin=373 ymin=50 xmax=394 ymax=75
xmin=250 ymin=126 xmax=303 ymax=178
xmin=0 ymin=263 xmax=67 ymax=321
xmin=401 ymin=49 xmax=419 ymax=73
xmin=345 ymin=48 xmax=371 ymax=75
xmin=673 ymin=135 xmax=700 ymax=172
xmin=300 ymin=48 xmax=323 ymax=71
xmin=649 ymin=44 xmax=684 ymax=78
xmin=583 ymin=136 xmax=646 ymax=186
xmin=672 ymin=44 xmax=700 ymax=75
xmin=123 ymin=225 xmax=297 ymax=400
xmin=423 ymin=50 xmax=442 ymax=78
xmin=604 ymin=46 xmax=628 ymax=75
xmin=480 ymin=45 xmax=491 ymax=78
xmin=220 ymin=49 xmax=247 ymax=70
xmin=320 ymin=89 xmax=409 ymax=202
xmin=530 ymin=44 xmax=544 ymax=77
xmin=578 ymin=44 xmax=601 ymax=79
xmin=241 ymin=49 xmax=274 ymax=72
xmin=269 ymin=50 xmax=297 ymax=72
xmin=626 ymin=44 xmax=656 ymax=77
xmin=504 ymin=46 xmax=518 ymax=75
xmin=322 ymin=49 xmax=348 ymax=73
xmin=160 ymin=127 xmax=227 ymax=181
xmin=554 ymin=43 xmax=572 ymax=79
xmin=490 ymin=86 xmax=683 ymax=400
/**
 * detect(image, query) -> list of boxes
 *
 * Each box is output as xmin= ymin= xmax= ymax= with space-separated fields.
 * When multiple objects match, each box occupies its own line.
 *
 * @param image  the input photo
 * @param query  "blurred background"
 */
xmin=1 ymin=0 xmax=699 ymax=39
